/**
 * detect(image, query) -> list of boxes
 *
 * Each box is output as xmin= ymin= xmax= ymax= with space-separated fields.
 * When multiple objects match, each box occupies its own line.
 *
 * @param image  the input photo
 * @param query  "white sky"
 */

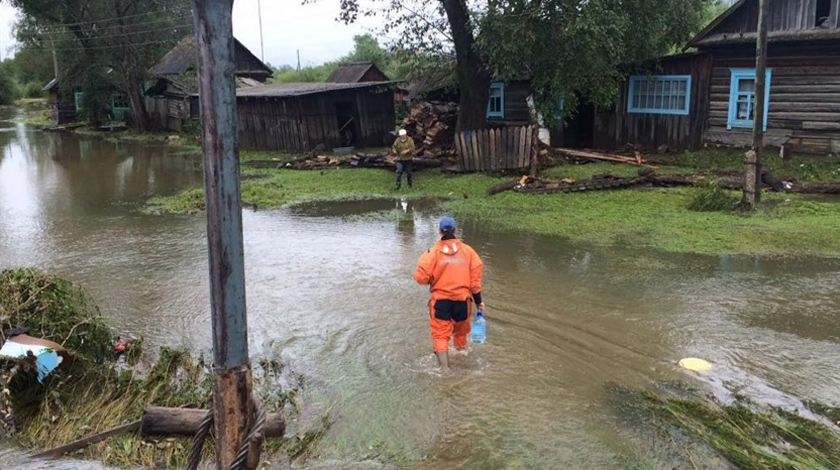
xmin=0 ymin=1 xmax=384 ymax=67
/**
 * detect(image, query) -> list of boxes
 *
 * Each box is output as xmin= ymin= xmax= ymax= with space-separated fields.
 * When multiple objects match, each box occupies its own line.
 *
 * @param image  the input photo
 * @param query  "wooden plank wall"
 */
xmin=591 ymin=53 xmax=714 ymax=150
xmin=236 ymin=87 xmax=395 ymax=151
xmin=487 ymin=80 xmax=532 ymax=127
xmin=455 ymin=125 xmax=535 ymax=171
xmin=712 ymin=0 xmax=824 ymax=35
xmin=705 ymin=42 xmax=840 ymax=154
xmin=829 ymin=0 xmax=840 ymax=28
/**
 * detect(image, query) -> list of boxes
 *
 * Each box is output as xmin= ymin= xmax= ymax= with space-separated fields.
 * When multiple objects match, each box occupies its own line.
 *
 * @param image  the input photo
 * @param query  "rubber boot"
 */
xmin=435 ymin=351 xmax=449 ymax=369
xmin=407 ymin=171 xmax=413 ymax=189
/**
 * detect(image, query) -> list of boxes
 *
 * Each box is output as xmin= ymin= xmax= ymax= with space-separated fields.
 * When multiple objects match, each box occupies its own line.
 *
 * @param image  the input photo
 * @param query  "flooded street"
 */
xmin=2 ymin=106 xmax=840 ymax=469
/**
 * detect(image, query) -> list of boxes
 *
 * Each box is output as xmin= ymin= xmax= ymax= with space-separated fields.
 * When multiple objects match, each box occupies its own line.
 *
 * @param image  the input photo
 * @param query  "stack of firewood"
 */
xmin=400 ymin=101 xmax=457 ymax=155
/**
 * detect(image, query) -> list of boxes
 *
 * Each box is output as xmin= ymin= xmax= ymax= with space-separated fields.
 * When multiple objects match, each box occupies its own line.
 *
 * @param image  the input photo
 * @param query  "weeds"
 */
xmin=687 ymin=182 xmax=736 ymax=212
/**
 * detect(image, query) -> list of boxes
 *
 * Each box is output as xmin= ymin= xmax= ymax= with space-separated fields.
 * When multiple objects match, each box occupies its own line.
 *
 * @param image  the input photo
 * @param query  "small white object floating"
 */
xmin=678 ymin=357 xmax=712 ymax=372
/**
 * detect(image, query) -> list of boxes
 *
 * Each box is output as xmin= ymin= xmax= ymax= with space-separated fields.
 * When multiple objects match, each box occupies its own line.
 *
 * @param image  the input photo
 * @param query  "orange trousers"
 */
xmin=428 ymin=299 xmax=472 ymax=352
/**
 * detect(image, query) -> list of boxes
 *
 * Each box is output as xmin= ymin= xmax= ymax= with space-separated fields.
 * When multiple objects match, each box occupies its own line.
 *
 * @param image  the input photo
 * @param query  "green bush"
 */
xmin=0 ymin=268 xmax=113 ymax=363
xmin=0 ymin=71 xmax=20 ymax=105
xmin=687 ymin=182 xmax=735 ymax=212
xmin=22 ymin=81 xmax=44 ymax=98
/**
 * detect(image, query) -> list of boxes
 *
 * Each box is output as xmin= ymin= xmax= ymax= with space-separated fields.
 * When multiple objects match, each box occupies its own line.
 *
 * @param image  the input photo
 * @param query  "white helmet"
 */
xmin=398 ymin=129 xmax=407 ymax=136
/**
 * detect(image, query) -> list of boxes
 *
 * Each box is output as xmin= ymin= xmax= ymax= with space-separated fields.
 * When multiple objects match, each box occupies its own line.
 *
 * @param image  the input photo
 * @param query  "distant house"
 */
xmin=325 ymin=62 xmax=390 ymax=83
xmin=144 ymin=36 xmax=272 ymax=131
xmin=577 ymin=0 xmax=840 ymax=154
xmin=42 ymin=72 xmax=131 ymax=125
xmin=235 ymin=81 xmax=395 ymax=151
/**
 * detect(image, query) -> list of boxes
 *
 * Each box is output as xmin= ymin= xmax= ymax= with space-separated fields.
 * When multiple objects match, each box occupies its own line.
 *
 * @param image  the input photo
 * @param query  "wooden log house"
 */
xmin=585 ymin=0 xmax=840 ymax=155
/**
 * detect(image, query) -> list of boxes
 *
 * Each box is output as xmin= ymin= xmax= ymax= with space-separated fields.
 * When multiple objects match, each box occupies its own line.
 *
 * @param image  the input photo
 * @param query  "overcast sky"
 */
xmin=0 ymin=1 xmax=383 ymax=67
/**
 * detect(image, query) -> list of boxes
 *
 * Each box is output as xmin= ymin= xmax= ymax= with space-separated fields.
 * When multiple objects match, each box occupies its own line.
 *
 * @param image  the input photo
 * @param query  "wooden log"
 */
xmin=33 ymin=421 xmax=142 ymax=459
xmin=141 ymin=406 xmax=285 ymax=437
xmin=486 ymin=178 xmax=521 ymax=196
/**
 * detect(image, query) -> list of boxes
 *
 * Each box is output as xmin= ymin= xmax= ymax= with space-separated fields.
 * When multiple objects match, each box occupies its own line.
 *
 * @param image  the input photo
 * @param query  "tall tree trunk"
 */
xmin=127 ymin=81 xmax=150 ymax=131
xmin=440 ymin=0 xmax=490 ymax=131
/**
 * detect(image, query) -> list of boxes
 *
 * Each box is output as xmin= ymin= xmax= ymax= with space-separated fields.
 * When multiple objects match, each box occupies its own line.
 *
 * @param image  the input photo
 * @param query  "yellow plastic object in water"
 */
xmin=678 ymin=357 xmax=712 ymax=372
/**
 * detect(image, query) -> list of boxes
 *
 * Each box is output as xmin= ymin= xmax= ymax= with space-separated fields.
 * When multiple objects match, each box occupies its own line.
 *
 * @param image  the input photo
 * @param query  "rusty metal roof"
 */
xmin=236 ymin=81 xmax=394 ymax=98
xmin=149 ymin=36 xmax=272 ymax=77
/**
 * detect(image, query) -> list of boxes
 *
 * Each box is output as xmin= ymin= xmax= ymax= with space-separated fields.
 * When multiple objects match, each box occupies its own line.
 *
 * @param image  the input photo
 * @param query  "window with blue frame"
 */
xmin=74 ymin=92 xmax=85 ymax=112
xmin=486 ymin=82 xmax=504 ymax=118
xmin=627 ymin=75 xmax=691 ymax=115
xmin=727 ymin=69 xmax=771 ymax=131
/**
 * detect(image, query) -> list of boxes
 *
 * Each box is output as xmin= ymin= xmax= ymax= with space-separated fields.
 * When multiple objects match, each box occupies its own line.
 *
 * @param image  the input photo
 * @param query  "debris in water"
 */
xmin=678 ymin=357 xmax=712 ymax=372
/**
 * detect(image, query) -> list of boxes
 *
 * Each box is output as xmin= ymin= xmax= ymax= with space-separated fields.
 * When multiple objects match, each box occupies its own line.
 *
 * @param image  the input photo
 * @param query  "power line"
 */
xmin=50 ymin=37 xmax=185 ymax=51
xmin=34 ymin=13 xmax=193 ymax=34
xmin=33 ymin=5 xmax=193 ymax=30
xmin=18 ymin=22 xmax=193 ymax=41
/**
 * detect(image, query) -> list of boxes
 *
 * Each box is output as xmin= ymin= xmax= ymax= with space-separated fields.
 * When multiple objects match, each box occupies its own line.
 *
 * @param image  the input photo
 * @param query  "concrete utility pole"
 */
xmin=190 ymin=1 xmax=255 ymax=469
xmin=743 ymin=0 xmax=768 ymax=209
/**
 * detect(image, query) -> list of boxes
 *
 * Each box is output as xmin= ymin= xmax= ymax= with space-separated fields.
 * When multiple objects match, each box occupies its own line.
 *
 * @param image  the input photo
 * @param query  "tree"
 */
xmin=337 ymin=0 xmax=713 ymax=130
xmin=0 ymin=60 xmax=21 ymax=105
xmin=8 ymin=0 xmax=191 ymax=131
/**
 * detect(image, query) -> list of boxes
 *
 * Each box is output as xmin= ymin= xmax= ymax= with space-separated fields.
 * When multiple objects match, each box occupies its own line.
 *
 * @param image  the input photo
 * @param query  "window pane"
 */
xmin=738 ymin=78 xmax=755 ymax=92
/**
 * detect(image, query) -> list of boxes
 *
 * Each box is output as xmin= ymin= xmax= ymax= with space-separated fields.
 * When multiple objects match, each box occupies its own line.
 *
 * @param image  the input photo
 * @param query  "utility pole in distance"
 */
xmin=742 ymin=0 xmax=768 ymax=209
xmin=190 ymin=1 xmax=256 ymax=469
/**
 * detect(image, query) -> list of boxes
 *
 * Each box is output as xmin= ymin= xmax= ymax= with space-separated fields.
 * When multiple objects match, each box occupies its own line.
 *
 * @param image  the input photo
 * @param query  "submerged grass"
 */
xmin=0 ymin=269 xmax=325 ymax=468
xmin=145 ymin=149 xmax=840 ymax=256
xmin=614 ymin=385 xmax=840 ymax=470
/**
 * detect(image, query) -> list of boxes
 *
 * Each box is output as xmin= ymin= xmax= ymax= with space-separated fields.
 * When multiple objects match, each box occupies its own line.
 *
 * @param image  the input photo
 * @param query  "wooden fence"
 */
xmin=455 ymin=125 xmax=536 ymax=172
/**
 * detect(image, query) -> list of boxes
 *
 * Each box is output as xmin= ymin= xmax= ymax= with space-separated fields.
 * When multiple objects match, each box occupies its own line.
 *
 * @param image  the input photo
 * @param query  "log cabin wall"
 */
xmin=591 ymin=54 xmax=714 ymax=151
xmin=487 ymin=80 xmax=533 ymax=127
xmin=705 ymin=41 xmax=840 ymax=154
xmin=237 ymin=86 xmax=395 ymax=151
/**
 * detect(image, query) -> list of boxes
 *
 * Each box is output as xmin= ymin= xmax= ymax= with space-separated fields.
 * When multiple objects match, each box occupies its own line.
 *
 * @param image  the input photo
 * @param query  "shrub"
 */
xmin=22 ymin=81 xmax=44 ymax=98
xmin=688 ymin=183 xmax=735 ymax=212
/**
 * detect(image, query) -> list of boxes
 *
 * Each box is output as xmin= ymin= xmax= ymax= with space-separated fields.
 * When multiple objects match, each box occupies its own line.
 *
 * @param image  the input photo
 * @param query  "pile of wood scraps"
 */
xmin=400 ymin=101 xmax=458 ymax=156
xmin=244 ymin=153 xmax=443 ymax=171
xmin=543 ymin=145 xmax=652 ymax=167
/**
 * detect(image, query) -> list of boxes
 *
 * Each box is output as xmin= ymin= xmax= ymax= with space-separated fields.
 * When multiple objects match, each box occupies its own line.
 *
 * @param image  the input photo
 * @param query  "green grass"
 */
xmin=146 ymin=150 xmax=840 ymax=256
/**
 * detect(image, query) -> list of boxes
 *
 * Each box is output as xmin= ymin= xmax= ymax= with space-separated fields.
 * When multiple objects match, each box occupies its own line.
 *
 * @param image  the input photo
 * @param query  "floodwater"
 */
xmin=1 ymin=106 xmax=840 ymax=469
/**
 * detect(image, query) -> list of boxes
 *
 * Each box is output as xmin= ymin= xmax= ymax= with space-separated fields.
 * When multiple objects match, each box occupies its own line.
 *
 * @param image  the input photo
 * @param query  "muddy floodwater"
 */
xmin=2 ymin=107 xmax=840 ymax=469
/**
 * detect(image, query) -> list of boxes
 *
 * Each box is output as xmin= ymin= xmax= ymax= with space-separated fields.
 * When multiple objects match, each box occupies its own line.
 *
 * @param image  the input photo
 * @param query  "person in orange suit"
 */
xmin=413 ymin=216 xmax=485 ymax=368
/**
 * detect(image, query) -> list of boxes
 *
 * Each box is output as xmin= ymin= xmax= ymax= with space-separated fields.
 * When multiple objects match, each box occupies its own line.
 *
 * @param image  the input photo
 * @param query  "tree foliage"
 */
xmin=8 ymin=0 xmax=191 ymax=129
xmin=0 ymin=61 xmax=21 ymax=105
xmin=272 ymin=33 xmax=404 ymax=83
xmin=337 ymin=0 xmax=716 ymax=125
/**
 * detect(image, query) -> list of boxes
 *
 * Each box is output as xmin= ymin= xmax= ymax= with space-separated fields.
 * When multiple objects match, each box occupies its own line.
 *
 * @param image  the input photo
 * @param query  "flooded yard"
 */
xmin=1 ymin=107 xmax=839 ymax=468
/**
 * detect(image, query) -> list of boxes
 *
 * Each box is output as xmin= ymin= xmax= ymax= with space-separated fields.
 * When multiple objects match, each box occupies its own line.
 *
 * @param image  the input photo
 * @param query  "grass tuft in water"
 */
xmin=612 ymin=384 xmax=840 ymax=470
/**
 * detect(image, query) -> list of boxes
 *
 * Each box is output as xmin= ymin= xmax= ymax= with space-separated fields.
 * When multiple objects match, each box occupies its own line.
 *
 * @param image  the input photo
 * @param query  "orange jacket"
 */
xmin=413 ymin=238 xmax=483 ymax=301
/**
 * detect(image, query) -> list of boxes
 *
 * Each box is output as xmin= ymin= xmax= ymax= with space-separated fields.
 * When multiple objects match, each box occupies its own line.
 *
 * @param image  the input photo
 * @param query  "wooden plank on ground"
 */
xmin=33 ymin=421 xmax=142 ymax=459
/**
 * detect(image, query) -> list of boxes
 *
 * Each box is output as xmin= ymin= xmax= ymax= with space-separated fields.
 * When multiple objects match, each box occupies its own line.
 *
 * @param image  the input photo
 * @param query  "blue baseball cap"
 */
xmin=439 ymin=216 xmax=457 ymax=232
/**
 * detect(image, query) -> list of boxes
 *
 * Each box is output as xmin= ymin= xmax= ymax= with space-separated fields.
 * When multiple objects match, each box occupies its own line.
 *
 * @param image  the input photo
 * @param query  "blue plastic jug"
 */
xmin=471 ymin=311 xmax=487 ymax=344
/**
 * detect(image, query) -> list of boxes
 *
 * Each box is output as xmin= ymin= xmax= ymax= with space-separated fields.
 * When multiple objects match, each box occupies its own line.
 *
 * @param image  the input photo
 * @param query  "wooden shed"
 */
xmin=584 ymin=0 xmax=840 ymax=155
xmin=235 ymin=81 xmax=396 ymax=151
xmin=144 ymin=36 xmax=271 ymax=131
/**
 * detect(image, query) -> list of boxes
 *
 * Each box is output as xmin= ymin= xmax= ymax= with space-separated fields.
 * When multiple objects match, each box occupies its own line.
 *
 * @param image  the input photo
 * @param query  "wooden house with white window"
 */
xmin=583 ymin=0 xmax=840 ymax=155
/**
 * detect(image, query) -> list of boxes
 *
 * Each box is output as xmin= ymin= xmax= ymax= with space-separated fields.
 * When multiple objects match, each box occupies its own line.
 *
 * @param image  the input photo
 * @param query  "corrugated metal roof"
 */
xmin=325 ymin=62 xmax=387 ymax=83
xmin=236 ymin=81 xmax=394 ymax=98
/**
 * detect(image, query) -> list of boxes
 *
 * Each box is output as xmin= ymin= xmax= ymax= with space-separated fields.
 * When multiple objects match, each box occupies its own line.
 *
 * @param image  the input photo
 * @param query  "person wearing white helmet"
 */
xmin=390 ymin=129 xmax=416 ymax=190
